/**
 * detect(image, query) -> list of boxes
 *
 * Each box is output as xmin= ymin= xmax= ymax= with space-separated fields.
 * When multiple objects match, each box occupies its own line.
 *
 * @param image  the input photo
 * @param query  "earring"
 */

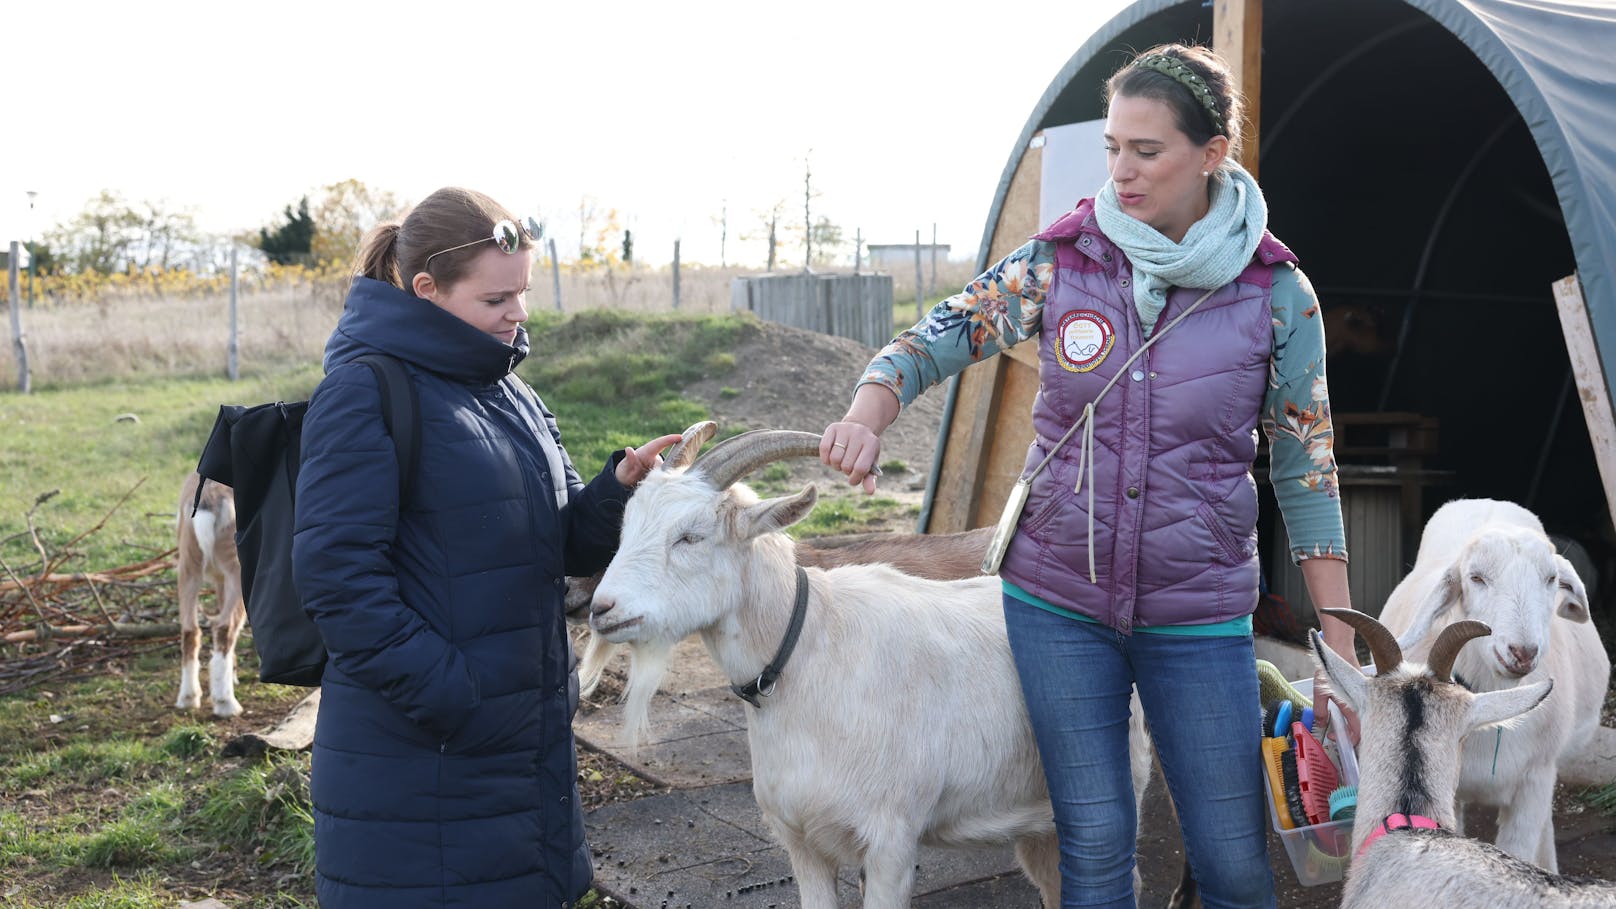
xmin=1202 ymin=170 xmax=1210 ymax=177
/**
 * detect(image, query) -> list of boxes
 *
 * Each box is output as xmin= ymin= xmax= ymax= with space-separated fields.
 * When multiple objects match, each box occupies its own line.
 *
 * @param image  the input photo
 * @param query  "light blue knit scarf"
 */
xmin=1094 ymin=163 xmax=1268 ymax=335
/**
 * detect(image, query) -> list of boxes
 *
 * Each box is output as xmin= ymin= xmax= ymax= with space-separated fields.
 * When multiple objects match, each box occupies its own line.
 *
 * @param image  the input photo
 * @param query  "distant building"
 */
xmin=865 ymin=242 xmax=950 ymax=271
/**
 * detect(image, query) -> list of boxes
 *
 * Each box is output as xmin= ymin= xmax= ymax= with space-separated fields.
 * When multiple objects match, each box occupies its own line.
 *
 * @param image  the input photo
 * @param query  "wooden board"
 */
xmin=930 ymin=138 xmax=1046 ymax=533
xmin=222 ymin=688 xmax=321 ymax=759
xmin=1552 ymin=273 xmax=1616 ymax=534
xmin=1215 ymin=0 xmax=1263 ymax=177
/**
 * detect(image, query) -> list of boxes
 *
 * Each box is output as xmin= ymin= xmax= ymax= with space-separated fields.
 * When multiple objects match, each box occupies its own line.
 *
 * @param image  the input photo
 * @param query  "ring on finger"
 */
xmin=832 ymin=441 xmax=847 ymax=449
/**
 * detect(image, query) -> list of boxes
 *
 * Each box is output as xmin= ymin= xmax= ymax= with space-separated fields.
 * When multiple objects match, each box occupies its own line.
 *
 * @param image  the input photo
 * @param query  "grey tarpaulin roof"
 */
xmin=925 ymin=0 xmax=1616 ymax=533
xmin=976 ymin=0 xmax=1616 ymax=369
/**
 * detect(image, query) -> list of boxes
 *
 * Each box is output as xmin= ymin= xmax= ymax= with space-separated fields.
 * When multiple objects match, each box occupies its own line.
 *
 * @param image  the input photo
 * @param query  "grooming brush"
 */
xmin=1327 ymin=699 xmax=1360 ymax=787
xmin=1257 ymin=659 xmax=1313 ymax=710
xmin=1262 ymin=736 xmax=1296 ymax=830
xmin=1281 ymin=747 xmax=1309 ymax=832
xmin=1272 ymin=699 xmax=1294 ymax=738
xmin=1328 ymin=785 xmax=1358 ymax=822
xmin=1301 ymin=705 xmax=1315 ymax=735
xmin=1292 ymin=721 xmax=1340 ymax=826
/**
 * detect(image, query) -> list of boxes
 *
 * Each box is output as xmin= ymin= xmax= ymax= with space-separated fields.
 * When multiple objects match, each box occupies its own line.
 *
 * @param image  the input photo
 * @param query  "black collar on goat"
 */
xmin=731 ymin=566 xmax=810 ymax=708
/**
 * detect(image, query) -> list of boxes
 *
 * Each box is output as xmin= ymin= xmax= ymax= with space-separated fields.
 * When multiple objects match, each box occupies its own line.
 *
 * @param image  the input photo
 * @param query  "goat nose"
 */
xmin=1508 ymin=643 xmax=1538 ymax=668
xmin=591 ymin=595 xmax=616 ymax=617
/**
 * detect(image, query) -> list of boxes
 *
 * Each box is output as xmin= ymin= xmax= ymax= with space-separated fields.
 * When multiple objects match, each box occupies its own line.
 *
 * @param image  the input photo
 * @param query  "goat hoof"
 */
xmin=212 ymin=699 xmax=243 ymax=719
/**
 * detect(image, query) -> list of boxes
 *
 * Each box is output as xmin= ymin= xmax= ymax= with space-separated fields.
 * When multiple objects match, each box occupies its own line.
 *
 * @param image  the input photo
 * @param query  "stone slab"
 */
xmin=576 ymin=681 xmax=755 ymax=788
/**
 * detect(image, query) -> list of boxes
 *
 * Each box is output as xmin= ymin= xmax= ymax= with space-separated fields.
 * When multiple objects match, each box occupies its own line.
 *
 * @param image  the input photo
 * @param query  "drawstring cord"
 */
xmin=1018 ymin=287 xmax=1219 ymax=583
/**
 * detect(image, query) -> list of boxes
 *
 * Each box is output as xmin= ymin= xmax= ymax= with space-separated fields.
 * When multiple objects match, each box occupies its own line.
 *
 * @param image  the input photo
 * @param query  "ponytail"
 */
xmin=356 ymin=222 xmax=404 ymax=287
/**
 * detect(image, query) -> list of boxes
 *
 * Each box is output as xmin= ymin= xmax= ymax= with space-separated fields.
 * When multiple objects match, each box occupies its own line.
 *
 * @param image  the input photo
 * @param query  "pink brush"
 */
xmin=1292 ymin=721 xmax=1340 ymax=826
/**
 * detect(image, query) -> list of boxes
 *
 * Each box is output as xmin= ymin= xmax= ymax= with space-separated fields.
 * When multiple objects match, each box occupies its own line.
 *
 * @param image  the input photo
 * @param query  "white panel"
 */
xmin=1038 ymin=120 xmax=1112 ymax=231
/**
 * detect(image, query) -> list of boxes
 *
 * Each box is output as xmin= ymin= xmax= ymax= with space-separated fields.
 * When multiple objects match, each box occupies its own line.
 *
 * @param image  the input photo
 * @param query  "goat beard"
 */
xmin=577 ymin=632 xmax=621 ymax=699
xmin=619 ymin=640 xmax=675 ymax=753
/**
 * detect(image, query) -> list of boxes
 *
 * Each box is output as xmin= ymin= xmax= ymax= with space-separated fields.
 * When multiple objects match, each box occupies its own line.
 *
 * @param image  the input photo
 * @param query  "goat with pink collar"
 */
xmin=1312 ymin=608 xmax=1616 ymax=908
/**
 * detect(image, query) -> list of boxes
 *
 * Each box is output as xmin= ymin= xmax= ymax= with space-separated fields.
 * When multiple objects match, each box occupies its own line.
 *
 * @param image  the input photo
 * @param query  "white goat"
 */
xmin=1376 ymin=498 xmax=1610 ymax=871
xmin=588 ymin=423 xmax=1152 ymax=909
xmin=1312 ymin=608 xmax=1616 ymax=908
xmin=175 ymin=471 xmax=247 ymax=718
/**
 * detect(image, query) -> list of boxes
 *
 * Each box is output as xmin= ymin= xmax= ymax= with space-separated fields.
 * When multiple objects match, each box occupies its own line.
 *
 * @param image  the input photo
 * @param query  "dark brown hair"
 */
xmin=355 ymin=187 xmax=532 ymax=291
xmin=1106 ymin=43 xmax=1244 ymax=162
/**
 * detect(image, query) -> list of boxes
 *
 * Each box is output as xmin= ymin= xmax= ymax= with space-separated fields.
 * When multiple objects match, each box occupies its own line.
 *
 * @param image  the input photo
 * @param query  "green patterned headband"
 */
xmin=1132 ymin=53 xmax=1227 ymax=135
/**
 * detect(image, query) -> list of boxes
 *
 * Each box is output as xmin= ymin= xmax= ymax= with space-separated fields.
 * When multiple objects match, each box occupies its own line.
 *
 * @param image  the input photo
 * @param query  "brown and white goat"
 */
xmin=175 ymin=471 xmax=246 ymax=718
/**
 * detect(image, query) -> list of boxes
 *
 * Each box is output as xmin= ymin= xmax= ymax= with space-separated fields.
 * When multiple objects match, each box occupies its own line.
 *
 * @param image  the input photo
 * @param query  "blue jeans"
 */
xmin=1003 ymin=596 xmax=1274 ymax=909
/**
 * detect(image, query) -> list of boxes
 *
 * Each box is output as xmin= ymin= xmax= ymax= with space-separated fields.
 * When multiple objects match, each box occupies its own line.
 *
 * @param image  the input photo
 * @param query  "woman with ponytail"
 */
xmin=821 ymin=45 xmax=1356 ymax=907
xmin=293 ymin=186 xmax=679 ymax=908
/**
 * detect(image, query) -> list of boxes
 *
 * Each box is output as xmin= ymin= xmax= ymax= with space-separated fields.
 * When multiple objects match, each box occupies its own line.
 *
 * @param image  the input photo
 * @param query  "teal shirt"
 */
xmin=861 ymin=238 xmax=1349 ymax=568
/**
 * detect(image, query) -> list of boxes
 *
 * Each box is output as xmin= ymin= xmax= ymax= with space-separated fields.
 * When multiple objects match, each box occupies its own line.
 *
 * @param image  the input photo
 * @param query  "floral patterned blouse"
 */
xmin=860 ymin=239 xmax=1349 ymax=563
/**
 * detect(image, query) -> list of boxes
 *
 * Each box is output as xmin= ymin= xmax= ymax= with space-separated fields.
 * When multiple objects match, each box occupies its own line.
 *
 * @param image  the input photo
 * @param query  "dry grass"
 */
xmin=0 ymin=258 xmax=983 ymax=391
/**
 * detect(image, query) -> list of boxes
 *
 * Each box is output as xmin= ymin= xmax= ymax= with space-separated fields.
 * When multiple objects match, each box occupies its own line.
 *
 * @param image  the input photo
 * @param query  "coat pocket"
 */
xmin=1196 ymin=501 xmax=1253 ymax=564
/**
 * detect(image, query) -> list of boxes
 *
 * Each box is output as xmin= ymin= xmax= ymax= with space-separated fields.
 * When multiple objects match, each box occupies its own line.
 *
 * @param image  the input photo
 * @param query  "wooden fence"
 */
xmin=730 ymin=273 xmax=894 ymax=349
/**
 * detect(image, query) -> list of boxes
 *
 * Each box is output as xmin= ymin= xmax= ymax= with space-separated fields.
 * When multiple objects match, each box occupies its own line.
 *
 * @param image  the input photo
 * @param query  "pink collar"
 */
xmin=1357 ymin=813 xmax=1442 ymax=859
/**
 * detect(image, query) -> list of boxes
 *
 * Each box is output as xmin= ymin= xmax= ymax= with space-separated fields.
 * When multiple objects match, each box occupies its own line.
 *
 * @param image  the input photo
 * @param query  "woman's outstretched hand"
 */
xmin=820 ymin=420 xmax=882 ymax=495
xmin=616 ymin=433 xmax=684 ymax=488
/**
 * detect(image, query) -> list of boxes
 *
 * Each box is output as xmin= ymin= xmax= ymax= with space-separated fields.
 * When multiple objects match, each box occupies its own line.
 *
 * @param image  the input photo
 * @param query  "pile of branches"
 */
xmin=1 ymin=484 xmax=179 ymax=695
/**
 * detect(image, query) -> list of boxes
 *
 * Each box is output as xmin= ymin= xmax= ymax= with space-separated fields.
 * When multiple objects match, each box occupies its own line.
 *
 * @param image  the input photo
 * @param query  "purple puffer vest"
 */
xmin=998 ymin=199 xmax=1298 ymax=632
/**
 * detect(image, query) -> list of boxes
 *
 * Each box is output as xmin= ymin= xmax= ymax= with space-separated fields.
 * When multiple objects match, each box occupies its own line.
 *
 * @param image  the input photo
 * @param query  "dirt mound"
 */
xmin=680 ymin=319 xmax=949 ymax=513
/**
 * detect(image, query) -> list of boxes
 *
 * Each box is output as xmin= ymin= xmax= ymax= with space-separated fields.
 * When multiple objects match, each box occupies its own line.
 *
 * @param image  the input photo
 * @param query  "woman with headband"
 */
xmin=293 ymin=186 xmax=680 ymax=908
xmin=820 ymin=45 xmax=1355 ymax=907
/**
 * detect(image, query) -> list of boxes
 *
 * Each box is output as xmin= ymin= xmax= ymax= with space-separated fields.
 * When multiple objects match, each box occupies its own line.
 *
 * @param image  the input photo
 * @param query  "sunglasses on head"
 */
xmin=423 ymin=216 xmax=542 ymax=268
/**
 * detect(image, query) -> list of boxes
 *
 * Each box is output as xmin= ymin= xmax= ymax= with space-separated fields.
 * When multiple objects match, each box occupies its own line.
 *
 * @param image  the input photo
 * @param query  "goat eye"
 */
xmin=1468 ymin=574 xmax=1487 ymax=586
xmin=676 ymin=532 xmax=704 ymax=546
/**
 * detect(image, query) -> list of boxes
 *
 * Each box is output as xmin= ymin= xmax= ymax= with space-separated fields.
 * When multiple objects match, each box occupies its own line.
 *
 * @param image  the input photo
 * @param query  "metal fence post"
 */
xmin=673 ymin=239 xmax=682 ymax=310
xmin=548 ymin=238 xmax=562 ymax=312
xmin=228 ymin=246 xmax=239 ymax=381
xmin=7 ymin=242 xmax=29 ymax=393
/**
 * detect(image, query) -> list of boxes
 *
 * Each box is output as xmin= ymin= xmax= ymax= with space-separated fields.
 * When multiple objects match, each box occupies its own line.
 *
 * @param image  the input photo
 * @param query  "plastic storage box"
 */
xmin=1264 ymin=678 xmax=1354 ymax=886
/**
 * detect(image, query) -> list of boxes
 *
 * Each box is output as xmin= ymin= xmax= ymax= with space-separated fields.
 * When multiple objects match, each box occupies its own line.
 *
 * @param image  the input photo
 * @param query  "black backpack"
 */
xmin=193 ymin=354 xmax=420 ymax=687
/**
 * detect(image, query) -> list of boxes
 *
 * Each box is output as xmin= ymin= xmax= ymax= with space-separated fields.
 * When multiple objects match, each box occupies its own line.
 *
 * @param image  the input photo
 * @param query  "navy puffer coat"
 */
xmin=293 ymin=277 xmax=627 ymax=908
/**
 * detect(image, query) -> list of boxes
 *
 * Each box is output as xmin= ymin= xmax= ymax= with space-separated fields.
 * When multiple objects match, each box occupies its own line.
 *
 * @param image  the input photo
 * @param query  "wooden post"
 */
xmin=1552 ymin=273 xmax=1616 ymax=533
xmin=930 ymin=222 xmax=938 ymax=302
xmin=854 ymin=228 xmax=862 ymax=275
xmin=8 ymin=242 xmax=29 ymax=394
xmin=672 ymin=239 xmax=682 ymax=310
xmin=914 ymin=230 xmax=924 ymax=321
xmin=547 ymin=238 xmax=562 ymax=312
xmin=1214 ymin=0 xmax=1262 ymax=178
xmin=227 ymin=246 xmax=239 ymax=381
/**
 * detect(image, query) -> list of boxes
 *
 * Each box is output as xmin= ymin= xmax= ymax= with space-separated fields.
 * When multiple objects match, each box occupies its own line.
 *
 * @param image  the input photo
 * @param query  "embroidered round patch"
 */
xmin=1055 ymin=310 xmax=1115 ymax=373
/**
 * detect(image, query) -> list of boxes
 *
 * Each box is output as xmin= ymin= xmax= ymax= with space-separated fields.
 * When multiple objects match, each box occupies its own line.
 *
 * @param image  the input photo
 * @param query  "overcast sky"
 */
xmin=0 ymin=0 xmax=1132 ymax=267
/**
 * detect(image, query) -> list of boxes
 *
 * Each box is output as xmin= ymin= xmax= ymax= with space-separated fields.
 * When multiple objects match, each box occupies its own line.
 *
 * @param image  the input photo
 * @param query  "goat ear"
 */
xmin=1552 ymin=554 xmax=1591 ymax=623
xmin=1467 ymin=678 xmax=1553 ymax=731
xmin=742 ymin=485 xmax=817 ymax=539
xmin=1395 ymin=565 xmax=1460 ymax=653
xmin=1310 ymin=628 xmax=1369 ymax=715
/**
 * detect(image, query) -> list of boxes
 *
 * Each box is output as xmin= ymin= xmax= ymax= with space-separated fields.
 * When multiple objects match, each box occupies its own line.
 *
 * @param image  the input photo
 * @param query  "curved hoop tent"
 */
xmin=920 ymin=0 xmax=1616 ymax=618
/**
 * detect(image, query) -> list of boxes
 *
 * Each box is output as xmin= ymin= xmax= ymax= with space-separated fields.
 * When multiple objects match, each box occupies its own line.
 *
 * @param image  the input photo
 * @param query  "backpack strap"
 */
xmin=354 ymin=354 xmax=421 ymax=501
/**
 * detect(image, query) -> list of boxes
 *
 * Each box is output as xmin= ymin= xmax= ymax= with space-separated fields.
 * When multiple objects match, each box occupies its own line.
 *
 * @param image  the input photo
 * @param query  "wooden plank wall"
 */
xmin=730 ymin=273 xmax=895 ymax=349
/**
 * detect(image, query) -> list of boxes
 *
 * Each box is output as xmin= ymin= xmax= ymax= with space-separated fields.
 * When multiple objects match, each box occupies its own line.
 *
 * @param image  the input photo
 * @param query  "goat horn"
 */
xmin=692 ymin=429 xmax=823 ymax=490
xmin=662 ymin=421 xmax=718 ymax=472
xmin=1319 ymin=608 xmax=1403 ymax=674
xmin=1426 ymin=620 xmax=1492 ymax=682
